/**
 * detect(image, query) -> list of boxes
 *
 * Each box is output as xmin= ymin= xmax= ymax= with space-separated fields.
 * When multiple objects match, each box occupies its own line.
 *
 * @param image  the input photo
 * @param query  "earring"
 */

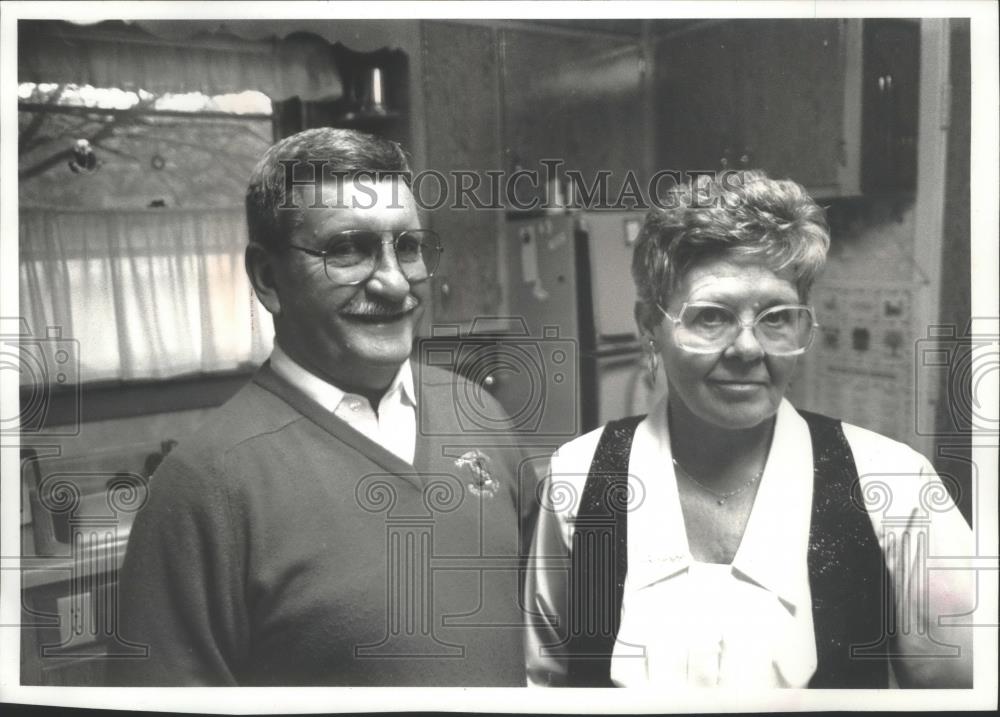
xmin=646 ymin=338 xmax=659 ymax=384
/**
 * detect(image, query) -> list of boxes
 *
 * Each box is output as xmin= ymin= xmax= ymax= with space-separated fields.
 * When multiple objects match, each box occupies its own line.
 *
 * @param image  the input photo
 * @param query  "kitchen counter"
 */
xmin=21 ymin=532 xmax=129 ymax=590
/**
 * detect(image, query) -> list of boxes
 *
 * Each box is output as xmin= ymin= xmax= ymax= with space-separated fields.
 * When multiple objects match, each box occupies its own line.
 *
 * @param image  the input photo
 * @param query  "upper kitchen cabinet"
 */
xmin=654 ymin=19 xmax=862 ymax=197
xmin=861 ymin=19 xmax=920 ymax=193
xmin=420 ymin=21 xmax=649 ymax=327
xmin=739 ymin=20 xmax=858 ymax=195
xmin=501 ymin=26 xmax=646 ymax=204
xmin=653 ymin=22 xmax=740 ymax=183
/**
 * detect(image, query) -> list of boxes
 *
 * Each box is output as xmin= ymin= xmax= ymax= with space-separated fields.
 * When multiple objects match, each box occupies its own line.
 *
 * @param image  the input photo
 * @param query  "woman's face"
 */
xmin=652 ymin=257 xmax=803 ymax=431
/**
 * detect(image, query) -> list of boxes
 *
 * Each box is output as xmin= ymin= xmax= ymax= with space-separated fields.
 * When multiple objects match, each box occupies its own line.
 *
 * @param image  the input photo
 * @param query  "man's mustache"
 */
xmin=343 ymin=295 xmax=420 ymax=316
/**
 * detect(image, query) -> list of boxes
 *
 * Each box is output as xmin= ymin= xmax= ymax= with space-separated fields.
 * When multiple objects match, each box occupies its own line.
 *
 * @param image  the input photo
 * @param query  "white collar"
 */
xmin=626 ymin=397 xmax=813 ymax=613
xmin=269 ymin=343 xmax=416 ymax=414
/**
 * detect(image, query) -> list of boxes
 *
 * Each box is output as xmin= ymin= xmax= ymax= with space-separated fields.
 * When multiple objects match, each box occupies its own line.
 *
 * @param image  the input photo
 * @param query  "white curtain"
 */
xmin=18 ymin=20 xmax=343 ymax=101
xmin=19 ymin=207 xmax=273 ymax=384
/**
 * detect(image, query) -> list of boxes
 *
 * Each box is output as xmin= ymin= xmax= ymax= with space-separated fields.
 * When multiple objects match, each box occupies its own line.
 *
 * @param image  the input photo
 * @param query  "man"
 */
xmin=111 ymin=129 xmax=531 ymax=686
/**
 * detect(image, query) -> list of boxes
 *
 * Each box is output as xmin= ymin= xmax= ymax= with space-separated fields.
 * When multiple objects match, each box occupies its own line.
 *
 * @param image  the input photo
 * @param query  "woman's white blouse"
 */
xmin=525 ymin=398 xmax=975 ymax=688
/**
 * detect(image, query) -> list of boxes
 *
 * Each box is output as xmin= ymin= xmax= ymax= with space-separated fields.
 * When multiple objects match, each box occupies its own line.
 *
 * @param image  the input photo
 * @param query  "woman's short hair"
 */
xmin=245 ymin=128 xmax=411 ymax=251
xmin=632 ymin=169 xmax=830 ymax=321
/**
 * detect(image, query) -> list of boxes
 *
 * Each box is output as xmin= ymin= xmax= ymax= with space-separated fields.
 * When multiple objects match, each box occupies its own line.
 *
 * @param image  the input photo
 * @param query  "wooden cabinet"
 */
xmin=655 ymin=19 xmax=861 ymax=197
xmin=420 ymin=23 xmax=647 ymax=326
xmin=861 ymin=19 xmax=920 ymax=193
xmin=21 ymin=556 xmax=125 ymax=685
xmin=654 ymin=22 xmax=740 ymax=180
xmin=739 ymin=20 xmax=852 ymax=192
xmin=501 ymin=27 xmax=645 ymax=202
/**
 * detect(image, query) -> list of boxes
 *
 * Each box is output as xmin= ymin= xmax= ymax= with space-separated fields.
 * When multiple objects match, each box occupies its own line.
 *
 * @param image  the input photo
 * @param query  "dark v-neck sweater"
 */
xmin=110 ymin=363 xmax=532 ymax=686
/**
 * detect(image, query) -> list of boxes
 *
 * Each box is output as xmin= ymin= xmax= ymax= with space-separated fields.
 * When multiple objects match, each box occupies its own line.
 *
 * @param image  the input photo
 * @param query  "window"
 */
xmin=18 ymin=83 xmax=275 ymax=384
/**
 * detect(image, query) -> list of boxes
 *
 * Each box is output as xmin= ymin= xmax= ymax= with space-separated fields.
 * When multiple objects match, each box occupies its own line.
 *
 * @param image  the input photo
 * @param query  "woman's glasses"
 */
xmin=286 ymin=229 xmax=443 ymax=286
xmin=657 ymin=301 xmax=818 ymax=356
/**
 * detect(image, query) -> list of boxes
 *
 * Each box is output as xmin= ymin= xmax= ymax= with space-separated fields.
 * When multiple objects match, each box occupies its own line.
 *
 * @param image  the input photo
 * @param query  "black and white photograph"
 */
xmin=1 ymin=0 xmax=997 ymax=712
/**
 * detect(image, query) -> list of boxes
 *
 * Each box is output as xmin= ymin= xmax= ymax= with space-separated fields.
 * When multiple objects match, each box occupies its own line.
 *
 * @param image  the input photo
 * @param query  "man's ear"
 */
xmin=246 ymin=243 xmax=281 ymax=316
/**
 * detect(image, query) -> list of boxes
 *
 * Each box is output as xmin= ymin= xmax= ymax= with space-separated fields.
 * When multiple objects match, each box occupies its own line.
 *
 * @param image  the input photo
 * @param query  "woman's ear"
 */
xmin=245 ymin=243 xmax=281 ymax=316
xmin=634 ymin=301 xmax=657 ymax=339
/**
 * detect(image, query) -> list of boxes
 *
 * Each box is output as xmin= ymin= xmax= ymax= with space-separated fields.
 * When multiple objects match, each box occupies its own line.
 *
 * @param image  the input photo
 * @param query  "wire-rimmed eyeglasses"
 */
xmin=286 ymin=229 xmax=443 ymax=286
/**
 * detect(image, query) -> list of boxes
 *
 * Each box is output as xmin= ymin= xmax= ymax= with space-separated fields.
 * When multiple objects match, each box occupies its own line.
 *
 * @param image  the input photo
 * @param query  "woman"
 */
xmin=525 ymin=171 xmax=974 ymax=688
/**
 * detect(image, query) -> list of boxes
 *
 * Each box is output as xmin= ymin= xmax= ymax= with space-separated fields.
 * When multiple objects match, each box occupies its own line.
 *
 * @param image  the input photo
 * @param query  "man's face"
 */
xmin=272 ymin=177 xmax=428 ymax=392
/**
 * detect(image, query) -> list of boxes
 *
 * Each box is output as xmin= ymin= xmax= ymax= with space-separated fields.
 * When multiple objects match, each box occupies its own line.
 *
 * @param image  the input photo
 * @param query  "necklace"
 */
xmin=671 ymin=456 xmax=764 ymax=506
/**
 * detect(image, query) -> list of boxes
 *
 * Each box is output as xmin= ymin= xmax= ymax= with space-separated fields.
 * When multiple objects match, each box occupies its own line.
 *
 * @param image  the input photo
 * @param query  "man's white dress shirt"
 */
xmin=270 ymin=344 xmax=417 ymax=464
xmin=525 ymin=396 xmax=975 ymax=687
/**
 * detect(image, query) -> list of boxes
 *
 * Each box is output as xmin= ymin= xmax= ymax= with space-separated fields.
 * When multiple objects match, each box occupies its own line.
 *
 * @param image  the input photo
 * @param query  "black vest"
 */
xmin=563 ymin=410 xmax=891 ymax=687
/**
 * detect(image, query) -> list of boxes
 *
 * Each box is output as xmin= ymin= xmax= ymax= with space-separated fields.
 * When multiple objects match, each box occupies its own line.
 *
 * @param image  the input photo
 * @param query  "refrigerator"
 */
xmin=497 ymin=211 xmax=667 ymax=440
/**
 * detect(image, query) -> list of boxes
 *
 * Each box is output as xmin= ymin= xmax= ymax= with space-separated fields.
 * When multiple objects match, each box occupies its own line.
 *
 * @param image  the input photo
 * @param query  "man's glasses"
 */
xmin=657 ymin=301 xmax=818 ymax=356
xmin=287 ymin=229 xmax=443 ymax=286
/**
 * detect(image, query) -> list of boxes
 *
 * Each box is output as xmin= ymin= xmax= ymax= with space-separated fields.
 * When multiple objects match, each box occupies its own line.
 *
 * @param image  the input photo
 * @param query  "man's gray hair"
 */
xmin=245 ymin=128 xmax=411 ymax=251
